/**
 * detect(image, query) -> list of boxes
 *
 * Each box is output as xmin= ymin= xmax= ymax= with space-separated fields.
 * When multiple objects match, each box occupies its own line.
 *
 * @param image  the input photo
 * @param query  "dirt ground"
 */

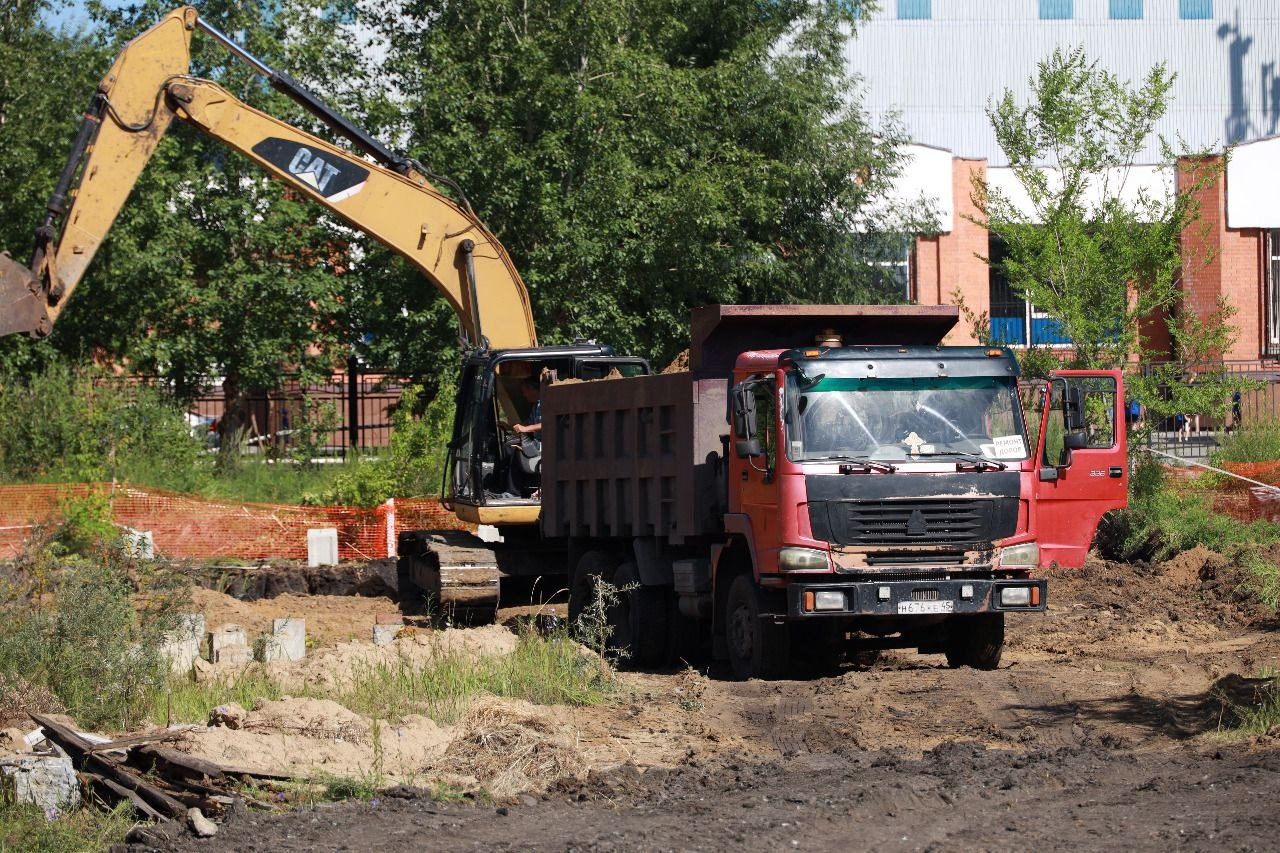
xmin=152 ymin=550 xmax=1280 ymax=850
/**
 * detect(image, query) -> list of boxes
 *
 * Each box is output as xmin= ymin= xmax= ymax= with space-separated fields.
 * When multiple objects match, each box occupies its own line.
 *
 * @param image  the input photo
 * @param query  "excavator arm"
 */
xmin=0 ymin=6 xmax=537 ymax=350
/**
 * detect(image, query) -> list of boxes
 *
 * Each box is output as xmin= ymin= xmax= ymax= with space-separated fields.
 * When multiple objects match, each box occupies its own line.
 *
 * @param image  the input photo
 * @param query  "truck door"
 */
xmin=736 ymin=376 xmax=782 ymax=574
xmin=1033 ymin=369 xmax=1128 ymax=568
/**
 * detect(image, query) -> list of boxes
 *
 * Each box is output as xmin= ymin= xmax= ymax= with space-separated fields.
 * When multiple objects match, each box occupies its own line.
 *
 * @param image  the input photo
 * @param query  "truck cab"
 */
xmin=726 ymin=342 xmax=1126 ymax=672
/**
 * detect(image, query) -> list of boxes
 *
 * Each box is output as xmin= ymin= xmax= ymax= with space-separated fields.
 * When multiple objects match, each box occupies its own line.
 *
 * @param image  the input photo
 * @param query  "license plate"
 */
xmin=897 ymin=600 xmax=955 ymax=615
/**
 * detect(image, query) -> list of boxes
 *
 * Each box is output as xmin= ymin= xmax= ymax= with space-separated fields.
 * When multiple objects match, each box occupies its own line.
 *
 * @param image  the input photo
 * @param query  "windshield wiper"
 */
xmin=914 ymin=451 xmax=1007 ymax=471
xmin=819 ymin=455 xmax=897 ymax=473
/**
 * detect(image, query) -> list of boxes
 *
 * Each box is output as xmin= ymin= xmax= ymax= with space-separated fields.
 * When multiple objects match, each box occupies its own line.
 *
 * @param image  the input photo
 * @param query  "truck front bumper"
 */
xmin=785 ymin=578 xmax=1047 ymax=617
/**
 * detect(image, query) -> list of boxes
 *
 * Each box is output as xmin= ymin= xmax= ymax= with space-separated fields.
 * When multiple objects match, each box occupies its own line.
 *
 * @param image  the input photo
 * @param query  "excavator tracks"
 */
xmin=397 ymin=531 xmax=503 ymax=623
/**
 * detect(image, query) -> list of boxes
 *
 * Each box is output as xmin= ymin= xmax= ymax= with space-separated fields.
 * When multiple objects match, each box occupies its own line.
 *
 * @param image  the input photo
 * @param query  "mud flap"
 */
xmin=0 ymin=253 xmax=50 ymax=338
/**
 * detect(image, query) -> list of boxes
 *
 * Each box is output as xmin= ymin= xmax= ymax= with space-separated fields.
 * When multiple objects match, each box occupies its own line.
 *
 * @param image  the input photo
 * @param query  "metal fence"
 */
xmin=186 ymin=369 xmax=408 ymax=456
xmin=1137 ymin=360 xmax=1280 ymax=461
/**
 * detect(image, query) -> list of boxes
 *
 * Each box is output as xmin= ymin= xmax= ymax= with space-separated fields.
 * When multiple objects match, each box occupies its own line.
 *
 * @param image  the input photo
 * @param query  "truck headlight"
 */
xmin=1000 ymin=541 xmax=1039 ymax=568
xmin=779 ymin=547 xmax=830 ymax=571
xmin=1000 ymin=586 xmax=1032 ymax=607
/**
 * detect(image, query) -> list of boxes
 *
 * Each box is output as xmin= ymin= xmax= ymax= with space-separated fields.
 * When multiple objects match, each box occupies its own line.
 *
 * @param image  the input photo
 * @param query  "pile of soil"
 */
xmin=190 ymin=620 xmax=522 ymax=691
xmin=660 ymin=349 xmax=690 ymax=374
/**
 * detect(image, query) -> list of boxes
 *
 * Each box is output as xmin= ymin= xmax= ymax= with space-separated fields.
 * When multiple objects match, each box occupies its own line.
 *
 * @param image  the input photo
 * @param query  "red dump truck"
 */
xmin=541 ymin=305 xmax=1127 ymax=678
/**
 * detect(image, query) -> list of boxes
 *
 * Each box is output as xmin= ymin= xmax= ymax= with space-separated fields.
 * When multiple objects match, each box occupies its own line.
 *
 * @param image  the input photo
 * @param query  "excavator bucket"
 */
xmin=0 ymin=252 xmax=50 ymax=338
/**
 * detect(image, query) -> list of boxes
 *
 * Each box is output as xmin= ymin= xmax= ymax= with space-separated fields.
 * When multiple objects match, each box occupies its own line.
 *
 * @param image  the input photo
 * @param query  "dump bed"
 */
xmin=541 ymin=372 xmax=726 ymax=541
xmin=539 ymin=304 xmax=961 ymax=543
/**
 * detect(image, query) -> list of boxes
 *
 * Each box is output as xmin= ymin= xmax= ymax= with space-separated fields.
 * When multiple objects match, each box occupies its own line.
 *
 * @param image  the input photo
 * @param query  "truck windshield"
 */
xmin=785 ymin=374 xmax=1029 ymax=464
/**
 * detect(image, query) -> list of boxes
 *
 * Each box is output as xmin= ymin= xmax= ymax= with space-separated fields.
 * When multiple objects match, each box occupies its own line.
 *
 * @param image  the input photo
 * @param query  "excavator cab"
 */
xmin=446 ymin=347 xmax=649 ymax=525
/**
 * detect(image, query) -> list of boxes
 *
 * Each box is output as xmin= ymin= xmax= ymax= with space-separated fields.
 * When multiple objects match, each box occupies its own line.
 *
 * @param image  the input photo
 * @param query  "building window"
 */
xmin=1179 ymin=0 xmax=1211 ymax=19
xmin=1039 ymin=0 xmax=1073 ymax=20
xmin=988 ymin=237 xmax=1072 ymax=347
xmin=1267 ymin=230 xmax=1280 ymax=357
xmin=1109 ymin=0 xmax=1142 ymax=20
xmin=896 ymin=0 xmax=930 ymax=20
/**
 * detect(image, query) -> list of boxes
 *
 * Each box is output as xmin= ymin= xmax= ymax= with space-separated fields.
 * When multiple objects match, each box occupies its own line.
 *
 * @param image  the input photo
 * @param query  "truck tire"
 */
xmin=610 ymin=562 xmax=670 ymax=667
xmin=944 ymin=613 xmax=1005 ymax=670
xmin=725 ymin=575 xmax=790 ymax=680
xmin=569 ymin=550 xmax=620 ymax=628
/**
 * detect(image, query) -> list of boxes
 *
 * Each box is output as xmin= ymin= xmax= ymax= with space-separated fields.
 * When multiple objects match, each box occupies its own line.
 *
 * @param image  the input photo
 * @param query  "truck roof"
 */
xmin=690 ymin=304 xmax=958 ymax=378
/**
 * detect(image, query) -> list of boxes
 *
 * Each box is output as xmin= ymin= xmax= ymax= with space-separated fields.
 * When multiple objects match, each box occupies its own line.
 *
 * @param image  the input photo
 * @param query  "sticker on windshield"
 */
xmin=990 ymin=434 xmax=1027 ymax=459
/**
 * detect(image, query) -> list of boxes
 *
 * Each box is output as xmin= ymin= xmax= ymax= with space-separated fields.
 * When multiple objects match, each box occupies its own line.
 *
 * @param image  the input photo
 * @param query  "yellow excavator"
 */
xmin=0 ymin=7 xmax=649 ymax=615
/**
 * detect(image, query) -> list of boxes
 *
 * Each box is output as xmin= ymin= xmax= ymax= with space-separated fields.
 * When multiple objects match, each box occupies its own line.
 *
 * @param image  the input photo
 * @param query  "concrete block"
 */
xmin=372 ymin=623 xmax=400 ymax=646
xmin=214 ymin=644 xmax=253 ymax=665
xmin=162 ymin=614 xmax=205 ymax=675
xmin=259 ymin=618 xmax=305 ymax=662
xmin=475 ymin=524 xmax=504 ymax=543
xmin=119 ymin=526 xmax=155 ymax=559
xmin=0 ymin=750 xmax=80 ymax=813
xmin=307 ymin=528 xmax=339 ymax=567
xmin=210 ymin=624 xmax=249 ymax=663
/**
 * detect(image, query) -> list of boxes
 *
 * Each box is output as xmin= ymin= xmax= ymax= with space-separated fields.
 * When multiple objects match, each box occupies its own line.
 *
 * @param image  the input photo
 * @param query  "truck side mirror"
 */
xmin=735 ymin=438 xmax=763 ymax=459
xmin=1063 ymin=431 xmax=1088 ymax=451
xmin=1063 ymin=386 xmax=1086 ymax=432
xmin=731 ymin=380 xmax=758 ymax=442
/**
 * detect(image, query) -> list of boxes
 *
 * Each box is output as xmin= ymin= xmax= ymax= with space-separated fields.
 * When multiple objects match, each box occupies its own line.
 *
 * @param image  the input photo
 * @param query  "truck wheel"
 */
xmin=944 ymin=613 xmax=1005 ymax=670
xmin=569 ymin=550 xmax=620 ymax=628
xmin=725 ymin=575 xmax=789 ymax=680
xmin=611 ymin=562 xmax=670 ymax=667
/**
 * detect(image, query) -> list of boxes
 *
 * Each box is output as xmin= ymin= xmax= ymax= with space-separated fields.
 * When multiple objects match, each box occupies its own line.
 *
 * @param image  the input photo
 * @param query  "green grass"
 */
xmin=1211 ymin=418 xmax=1280 ymax=466
xmin=1217 ymin=672 xmax=1280 ymax=738
xmin=153 ymin=628 xmax=610 ymax=728
xmin=188 ymin=459 xmax=352 ymax=505
xmin=0 ymin=802 xmax=135 ymax=852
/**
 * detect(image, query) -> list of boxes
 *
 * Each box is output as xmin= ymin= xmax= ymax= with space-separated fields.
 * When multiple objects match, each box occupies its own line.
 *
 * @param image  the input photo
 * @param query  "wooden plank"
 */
xmin=134 ymin=745 xmax=226 ymax=783
xmin=32 ymin=712 xmax=188 ymax=820
xmin=90 ymin=775 xmax=166 ymax=822
xmin=86 ymin=729 xmax=188 ymax=754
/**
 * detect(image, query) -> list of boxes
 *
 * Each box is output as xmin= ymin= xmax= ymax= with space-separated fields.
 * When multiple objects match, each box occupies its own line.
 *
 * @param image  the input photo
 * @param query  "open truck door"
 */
xmin=1032 ymin=370 xmax=1128 ymax=568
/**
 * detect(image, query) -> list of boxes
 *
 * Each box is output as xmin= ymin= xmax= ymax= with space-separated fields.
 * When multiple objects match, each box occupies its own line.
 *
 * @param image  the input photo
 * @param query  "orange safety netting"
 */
xmin=0 ymin=483 xmax=469 ymax=562
xmin=1209 ymin=462 xmax=1280 ymax=525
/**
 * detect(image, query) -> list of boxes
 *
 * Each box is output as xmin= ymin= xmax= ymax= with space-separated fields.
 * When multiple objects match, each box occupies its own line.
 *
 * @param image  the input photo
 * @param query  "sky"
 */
xmin=43 ymin=0 xmax=130 ymax=33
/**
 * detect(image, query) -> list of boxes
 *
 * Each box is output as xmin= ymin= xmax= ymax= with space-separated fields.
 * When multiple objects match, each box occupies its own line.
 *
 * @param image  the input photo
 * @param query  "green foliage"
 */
xmin=1098 ymin=456 xmax=1280 ymax=564
xmin=0 ymin=363 xmax=208 ymax=489
xmin=0 ymin=2 xmax=106 ymax=376
xmin=0 ymin=800 xmax=135 ymax=852
xmin=1212 ymin=418 xmax=1280 ymax=466
xmin=158 ymin=625 xmax=608 ymax=727
xmin=309 ymin=381 xmax=454 ymax=506
xmin=358 ymin=0 xmax=924 ymax=370
xmin=0 ymin=536 xmax=191 ymax=731
xmin=979 ymin=47 xmax=1241 ymax=423
xmin=52 ymin=491 xmax=115 ymax=556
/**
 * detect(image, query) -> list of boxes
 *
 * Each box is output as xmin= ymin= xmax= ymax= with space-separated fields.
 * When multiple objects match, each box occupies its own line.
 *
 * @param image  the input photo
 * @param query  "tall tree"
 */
xmin=0 ymin=0 xmax=104 ymax=374
xmin=976 ymin=47 xmax=1239 ymax=421
xmin=360 ymin=0 xmax=923 ymax=369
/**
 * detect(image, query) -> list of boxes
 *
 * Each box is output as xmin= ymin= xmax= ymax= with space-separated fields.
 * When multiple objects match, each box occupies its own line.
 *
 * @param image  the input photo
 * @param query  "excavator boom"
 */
xmin=0 ymin=7 xmax=536 ymax=350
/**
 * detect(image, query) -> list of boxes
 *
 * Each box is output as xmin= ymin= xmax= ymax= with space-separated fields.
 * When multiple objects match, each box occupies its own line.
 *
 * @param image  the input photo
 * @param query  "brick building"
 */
xmin=851 ymin=0 xmax=1280 ymax=364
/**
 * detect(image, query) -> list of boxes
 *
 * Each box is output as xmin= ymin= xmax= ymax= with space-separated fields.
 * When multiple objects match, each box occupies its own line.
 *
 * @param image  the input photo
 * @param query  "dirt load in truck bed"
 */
xmin=156 ymin=552 xmax=1280 ymax=851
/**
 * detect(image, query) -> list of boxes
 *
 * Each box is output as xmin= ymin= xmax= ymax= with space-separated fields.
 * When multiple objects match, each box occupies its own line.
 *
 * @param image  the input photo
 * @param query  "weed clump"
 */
xmin=0 ymin=533 xmax=191 ymax=731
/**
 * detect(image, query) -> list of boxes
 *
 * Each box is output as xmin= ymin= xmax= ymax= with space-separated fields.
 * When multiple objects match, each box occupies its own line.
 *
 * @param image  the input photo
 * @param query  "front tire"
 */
xmin=944 ymin=613 xmax=1005 ymax=670
xmin=724 ymin=575 xmax=790 ymax=680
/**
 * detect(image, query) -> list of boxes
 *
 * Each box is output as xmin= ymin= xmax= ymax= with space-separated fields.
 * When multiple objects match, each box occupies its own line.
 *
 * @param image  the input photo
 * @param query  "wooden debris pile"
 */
xmin=29 ymin=712 xmax=292 ymax=838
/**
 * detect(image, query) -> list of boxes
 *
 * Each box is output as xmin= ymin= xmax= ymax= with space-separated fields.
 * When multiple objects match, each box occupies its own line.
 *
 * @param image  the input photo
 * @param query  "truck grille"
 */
xmin=833 ymin=499 xmax=993 ymax=546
